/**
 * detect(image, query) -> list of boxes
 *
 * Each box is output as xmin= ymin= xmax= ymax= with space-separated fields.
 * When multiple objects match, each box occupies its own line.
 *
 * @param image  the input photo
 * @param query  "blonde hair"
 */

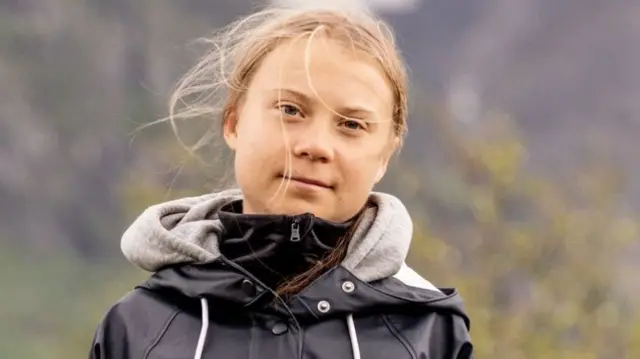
xmin=159 ymin=6 xmax=409 ymax=296
xmin=158 ymin=5 xmax=408 ymax=159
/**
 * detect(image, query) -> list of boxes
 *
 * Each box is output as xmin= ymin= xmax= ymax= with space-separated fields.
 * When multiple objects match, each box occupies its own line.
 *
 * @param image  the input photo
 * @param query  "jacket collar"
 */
xmin=216 ymin=200 xmax=354 ymax=290
xmin=121 ymin=189 xmax=416 ymax=284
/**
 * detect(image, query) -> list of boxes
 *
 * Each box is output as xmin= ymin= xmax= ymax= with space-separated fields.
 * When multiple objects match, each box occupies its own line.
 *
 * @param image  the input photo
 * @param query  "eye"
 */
xmin=340 ymin=119 xmax=366 ymax=131
xmin=278 ymin=104 xmax=302 ymax=117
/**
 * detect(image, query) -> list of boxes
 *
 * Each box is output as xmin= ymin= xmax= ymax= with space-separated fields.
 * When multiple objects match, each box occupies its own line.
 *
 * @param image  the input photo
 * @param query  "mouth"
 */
xmin=279 ymin=174 xmax=333 ymax=189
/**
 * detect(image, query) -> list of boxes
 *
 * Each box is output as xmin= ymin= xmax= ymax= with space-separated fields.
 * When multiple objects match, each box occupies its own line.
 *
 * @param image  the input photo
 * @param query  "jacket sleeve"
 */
xmin=392 ymin=311 xmax=474 ymax=359
xmin=445 ymin=314 xmax=474 ymax=359
xmin=88 ymin=289 xmax=174 ymax=359
xmin=88 ymin=300 xmax=133 ymax=359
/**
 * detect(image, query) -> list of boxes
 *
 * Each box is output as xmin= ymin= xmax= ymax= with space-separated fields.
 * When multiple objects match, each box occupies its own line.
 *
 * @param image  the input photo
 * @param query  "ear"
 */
xmin=222 ymin=108 xmax=238 ymax=150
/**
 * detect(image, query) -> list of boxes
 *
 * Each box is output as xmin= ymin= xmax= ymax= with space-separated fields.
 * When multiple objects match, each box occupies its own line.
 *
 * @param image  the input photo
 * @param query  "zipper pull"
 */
xmin=290 ymin=218 xmax=301 ymax=242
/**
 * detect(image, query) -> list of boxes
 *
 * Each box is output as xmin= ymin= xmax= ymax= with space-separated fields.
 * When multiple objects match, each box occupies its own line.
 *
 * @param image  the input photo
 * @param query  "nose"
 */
xmin=291 ymin=125 xmax=335 ymax=163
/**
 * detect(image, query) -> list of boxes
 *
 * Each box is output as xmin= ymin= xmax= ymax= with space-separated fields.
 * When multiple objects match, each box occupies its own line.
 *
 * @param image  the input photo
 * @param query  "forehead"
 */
xmin=248 ymin=36 xmax=394 ymax=118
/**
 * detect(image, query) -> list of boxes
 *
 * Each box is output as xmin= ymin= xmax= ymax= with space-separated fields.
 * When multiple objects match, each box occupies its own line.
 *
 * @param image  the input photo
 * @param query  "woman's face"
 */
xmin=223 ymin=36 xmax=397 ymax=222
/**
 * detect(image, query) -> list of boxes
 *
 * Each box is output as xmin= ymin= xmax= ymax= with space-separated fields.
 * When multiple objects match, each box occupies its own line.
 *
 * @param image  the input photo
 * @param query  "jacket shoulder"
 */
xmin=383 ymin=264 xmax=474 ymax=358
xmin=384 ymin=311 xmax=473 ymax=359
xmin=89 ymin=288 xmax=181 ymax=359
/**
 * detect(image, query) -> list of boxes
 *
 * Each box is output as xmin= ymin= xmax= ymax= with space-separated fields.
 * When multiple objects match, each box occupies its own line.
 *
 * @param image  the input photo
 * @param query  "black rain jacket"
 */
xmin=89 ymin=191 xmax=474 ymax=359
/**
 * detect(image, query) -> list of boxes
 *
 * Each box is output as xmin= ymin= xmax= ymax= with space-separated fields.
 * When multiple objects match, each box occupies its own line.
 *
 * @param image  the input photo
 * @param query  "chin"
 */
xmin=269 ymin=199 xmax=324 ymax=217
xmin=242 ymin=184 xmax=335 ymax=219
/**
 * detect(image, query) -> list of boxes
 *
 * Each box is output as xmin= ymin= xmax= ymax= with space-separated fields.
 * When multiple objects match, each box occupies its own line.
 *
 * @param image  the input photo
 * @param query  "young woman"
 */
xmin=90 ymin=6 xmax=473 ymax=359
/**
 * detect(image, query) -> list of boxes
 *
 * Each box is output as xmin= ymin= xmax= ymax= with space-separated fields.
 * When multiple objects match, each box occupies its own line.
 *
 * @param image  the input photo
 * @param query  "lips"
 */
xmin=279 ymin=175 xmax=332 ymax=189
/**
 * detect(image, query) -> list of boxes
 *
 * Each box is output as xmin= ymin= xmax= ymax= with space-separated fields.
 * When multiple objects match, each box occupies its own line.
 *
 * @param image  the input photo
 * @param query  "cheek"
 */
xmin=340 ymin=150 xmax=383 ymax=186
xmin=234 ymin=115 xmax=284 ymax=176
xmin=236 ymin=107 xmax=274 ymax=148
xmin=334 ymin=157 xmax=380 ymax=215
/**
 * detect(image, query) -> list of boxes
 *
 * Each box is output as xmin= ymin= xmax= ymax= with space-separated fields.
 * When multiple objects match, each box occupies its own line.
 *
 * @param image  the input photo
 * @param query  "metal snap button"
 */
xmin=317 ymin=300 xmax=331 ymax=313
xmin=241 ymin=279 xmax=256 ymax=297
xmin=271 ymin=321 xmax=288 ymax=335
xmin=341 ymin=281 xmax=355 ymax=293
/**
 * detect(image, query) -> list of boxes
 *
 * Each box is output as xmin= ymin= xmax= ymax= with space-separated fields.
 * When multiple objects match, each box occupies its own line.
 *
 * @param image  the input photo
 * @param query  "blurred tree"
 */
xmin=403 ymin=105 xmax=639 ymax=358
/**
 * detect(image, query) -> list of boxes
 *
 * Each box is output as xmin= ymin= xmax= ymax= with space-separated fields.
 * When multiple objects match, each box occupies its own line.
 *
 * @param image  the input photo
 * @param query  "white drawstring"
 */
xmin=194 ymin=298 xmax=360 ymax=359
xmin=346 ymin=314 xmax=361 ymax=359
xmin=194 ymin=298 xmax=209 ymax=359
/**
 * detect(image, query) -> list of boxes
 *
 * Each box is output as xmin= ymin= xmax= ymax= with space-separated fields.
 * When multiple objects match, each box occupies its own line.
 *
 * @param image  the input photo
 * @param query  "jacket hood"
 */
xmin=121 ymin=188 xmax=415 ymax=283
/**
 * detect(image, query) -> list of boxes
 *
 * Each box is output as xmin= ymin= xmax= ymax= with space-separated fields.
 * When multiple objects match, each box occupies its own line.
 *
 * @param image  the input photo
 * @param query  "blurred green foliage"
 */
xmin=403 ymin=110 xmax=639 ymax=358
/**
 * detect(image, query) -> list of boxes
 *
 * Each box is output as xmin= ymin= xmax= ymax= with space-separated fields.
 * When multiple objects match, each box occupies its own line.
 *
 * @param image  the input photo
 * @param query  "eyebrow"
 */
xmin=266 ymin=88 xmax=378 ymax=118
xmin=266 ymin=88 xmax=311 ymax=106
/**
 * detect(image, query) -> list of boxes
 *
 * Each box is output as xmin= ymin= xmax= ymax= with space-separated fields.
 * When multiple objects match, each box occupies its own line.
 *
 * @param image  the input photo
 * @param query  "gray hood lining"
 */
xmin=121 ymin=189 xmax=413 ymax=283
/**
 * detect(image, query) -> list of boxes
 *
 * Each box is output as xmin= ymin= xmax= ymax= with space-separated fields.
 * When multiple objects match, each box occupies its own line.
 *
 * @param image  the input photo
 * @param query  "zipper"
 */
xmin=290 ymin=217 xmax=301 ymax=242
